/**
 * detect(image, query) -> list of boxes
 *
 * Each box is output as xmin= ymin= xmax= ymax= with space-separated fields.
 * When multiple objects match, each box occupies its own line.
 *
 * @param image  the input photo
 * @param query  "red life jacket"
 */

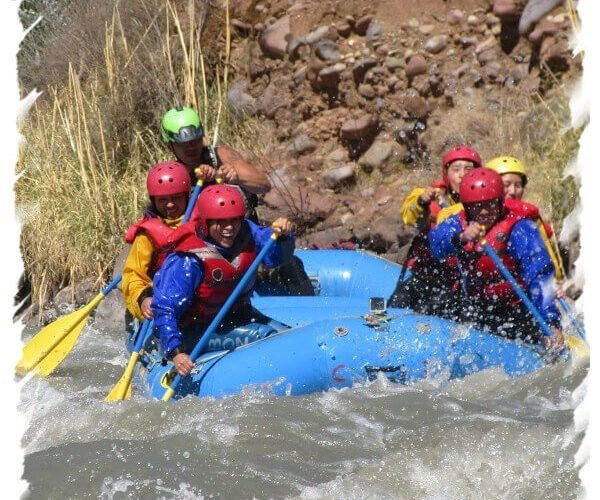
xmin=504 ymin=199 xmax=553 ymax=237
xmin=125 ymin=218 xmax=195 ymax=277
xmin=172 ymin=225 xmax=258 ymax=325
xmin=454 ymin=198 xmax=537 ymax=301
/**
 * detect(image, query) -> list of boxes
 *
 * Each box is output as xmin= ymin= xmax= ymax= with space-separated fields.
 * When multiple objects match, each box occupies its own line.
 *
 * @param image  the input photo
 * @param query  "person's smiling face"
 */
xmin=207 ymin=217 xmax=243 ymax=248
xmin=153 ymin=193 xmax=188 ymax=219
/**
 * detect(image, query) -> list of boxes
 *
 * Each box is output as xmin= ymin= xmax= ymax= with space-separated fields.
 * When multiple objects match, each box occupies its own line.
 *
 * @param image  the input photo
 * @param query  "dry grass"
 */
xmin=17 ymin=0 xmax=270 ymax=309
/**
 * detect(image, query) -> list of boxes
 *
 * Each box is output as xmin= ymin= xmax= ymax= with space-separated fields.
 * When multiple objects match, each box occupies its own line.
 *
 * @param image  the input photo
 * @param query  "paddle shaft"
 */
xmin=481 ymin=240 xmax=553 ymax=338
xmin=163 ymin=233 xmax=279 ymax=401
xmin=557 ymin=297 xmax=586 ymax=340
xmin=104 ymin=181 xmax=205 ymax=400
xmin=183 ymin=180 xmax=204 ymax=222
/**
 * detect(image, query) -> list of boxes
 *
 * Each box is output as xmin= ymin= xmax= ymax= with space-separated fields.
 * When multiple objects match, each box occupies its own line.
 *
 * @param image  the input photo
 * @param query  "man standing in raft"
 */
xmin=160 ymin=106 xmax=271 ymax=222
xmin=161 ymin=106 xmax=314 ymax=296
xmin=151 ymin=184 xmax=295 ymax=377
xmin=428 ymin=168 xmax=564 ymax=348
xmin=388 ymin=145 xmax=482 ymax=314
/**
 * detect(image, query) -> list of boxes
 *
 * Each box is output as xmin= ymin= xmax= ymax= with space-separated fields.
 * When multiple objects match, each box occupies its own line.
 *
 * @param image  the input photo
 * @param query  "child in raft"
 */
xmin=387 ymin=145 xmax=482 ymax=315
xmin=122 ymin=161 xmax=191 ymax=321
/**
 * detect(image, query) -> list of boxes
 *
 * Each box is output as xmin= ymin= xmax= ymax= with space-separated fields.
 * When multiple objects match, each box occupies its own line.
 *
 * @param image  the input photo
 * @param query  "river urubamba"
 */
xmin=19 ymin=321 xmax=587 ymax=499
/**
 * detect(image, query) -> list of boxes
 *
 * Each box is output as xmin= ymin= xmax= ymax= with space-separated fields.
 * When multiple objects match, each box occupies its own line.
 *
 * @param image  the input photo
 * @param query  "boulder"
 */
xmin=305 ymin=192 xmax=337 ymax=220
xmin=317 ymin=63 xmax=346 ymax=89
xmin=352 ymin=57 xmax=378 ymax=83
xmin=384 ymin=57 xmax=405 ymax=71
xmin=94 ymin=289 xmax=127 ymax=334
xmin=476 ymin=36 xmax=499 ymax=54
xmin=327 ymin=148 xmax=347 ymax=163
xmin=259 ymin=82 xmax=287 ymax=118
xmin=259 ymin=15 xmax=290 ymax=59
xmin=322 ymin=164 xmax=356 ymax=189
xmin=335 ymin=22 xmax=352 ymax=37
xmin=358 ymin=83 xmax=376 ymax=99
xmin=306 ymin=227 xmax=354 ymax=248
xmin=305 ymin=25 xmax=331 ymax=45
xmin=53 ymin=277 xmax=98 ymax=308
xmin=519 ymin=0 xmax=565 ymax=34
xmin=340 ymin=114 xmax=378 ymax=141
xmin=447 ymin=9 xmax=464 ymax=25
xmin=479 ymin=48 xmax=499 ymax=65
xmin=424 ymin=35 xmax=449 ymax=54
xmin=492 ymin=0 xmax=522 ymax=21
xmin=315 ymin=40 xmax=341 ymax=62
xmin=365 ymin=21 xmax=383 ymax=45
xmin=357 ymin=141 xmax=394 ymax=172
xmin=354 ymin=15 xmax=373 ymax=35
xmin=400 ymin=90 xmax=430 ymax=120
xmin=227 ymin=80 xmax=258 ymax=118
xmin=405 ymin=55 xmax=428 ymax=78
xmin=286 ymin=134 xmax=318 ymax=156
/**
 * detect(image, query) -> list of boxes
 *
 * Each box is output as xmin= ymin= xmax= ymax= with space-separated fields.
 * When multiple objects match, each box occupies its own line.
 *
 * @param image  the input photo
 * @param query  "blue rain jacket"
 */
xmin=429 ymin=214 xmax=561 ymax=326
xmin=152 ymin=219 xmax=290 ymax=356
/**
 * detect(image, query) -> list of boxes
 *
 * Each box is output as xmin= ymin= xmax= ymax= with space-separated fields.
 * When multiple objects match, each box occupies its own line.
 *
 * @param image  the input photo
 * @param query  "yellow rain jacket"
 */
xmin=122 ymin=215 xmax=184 ymax=320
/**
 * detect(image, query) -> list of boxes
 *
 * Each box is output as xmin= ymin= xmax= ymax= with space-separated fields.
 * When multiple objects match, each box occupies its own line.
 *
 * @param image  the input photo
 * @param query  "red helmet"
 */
xmin=459 ymin=167 xmax=504 ymax=204
xmin=195 ymin=184 xmax=246 ymax=235
xmin=442 ymin=146 xmax=482 ymax=185
xmin=147 ymin=161 xmax=191 ymax=197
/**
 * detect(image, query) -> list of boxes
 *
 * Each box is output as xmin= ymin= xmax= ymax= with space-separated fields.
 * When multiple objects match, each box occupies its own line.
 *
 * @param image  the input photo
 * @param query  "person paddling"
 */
xmin=388 ymin=145 xmax=482 ymax=314
xmin=161 ymin=106 xmax=271 ymax=223
xmin=122 ymin=162 xmax=192 ymax=321
xmin=151 ymin=184 xmax=295 ymax=377
xmin=487 ymin=155 xmax=564 ymax=285
xmin=428 ymin=168 xmax=564 ymax=349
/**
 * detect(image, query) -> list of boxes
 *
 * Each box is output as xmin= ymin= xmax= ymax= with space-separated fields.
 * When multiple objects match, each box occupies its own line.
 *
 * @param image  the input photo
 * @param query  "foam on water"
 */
xmin=19 ymin=321 xmax=588 ymax=499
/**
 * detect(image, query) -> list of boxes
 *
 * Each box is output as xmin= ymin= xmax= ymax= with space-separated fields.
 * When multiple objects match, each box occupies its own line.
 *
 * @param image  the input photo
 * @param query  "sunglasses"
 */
xmin=167 ymin=125 xmax=204 ymax=144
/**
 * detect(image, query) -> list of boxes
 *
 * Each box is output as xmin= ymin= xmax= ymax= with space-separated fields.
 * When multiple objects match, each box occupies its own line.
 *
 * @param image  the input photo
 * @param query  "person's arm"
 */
xmin=401 ymin=188 xmax=427 ymax=227
xmin=152 ymin=252 xmax=204 ymax=358
xmin=428 ymin=215 xmax=463 ymax=260
xmin=508 ymin=220 xmax=562 ymax=327
xmin=216 ymin=146 xmax=271 ymax=194
xmin=245 ymin=218 xmax=296 ymax=268
xmin=122 ymin=234 xmax=154 ymax=320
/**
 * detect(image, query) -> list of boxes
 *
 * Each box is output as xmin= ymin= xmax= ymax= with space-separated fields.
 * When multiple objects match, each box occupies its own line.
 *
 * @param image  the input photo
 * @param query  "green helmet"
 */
xmin=161 ymin=106 xmax=204 ymax=144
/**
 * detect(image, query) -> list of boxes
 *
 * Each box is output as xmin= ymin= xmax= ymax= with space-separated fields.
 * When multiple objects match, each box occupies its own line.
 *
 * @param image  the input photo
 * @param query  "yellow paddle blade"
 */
xmin=566 ymin=334 xmax=589 ymax=360
xmin=34 ymin=319 xmax=87 ymax=377
xmin=15 ymin=293 xmax=104 ymax=376
xmin=105 ymin=352 xmax=139 ymax=402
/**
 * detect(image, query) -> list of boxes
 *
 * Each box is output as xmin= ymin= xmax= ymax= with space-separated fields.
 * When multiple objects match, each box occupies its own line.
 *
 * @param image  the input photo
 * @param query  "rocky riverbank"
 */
xmin=17 ymin=0 xmax=581 ymax=326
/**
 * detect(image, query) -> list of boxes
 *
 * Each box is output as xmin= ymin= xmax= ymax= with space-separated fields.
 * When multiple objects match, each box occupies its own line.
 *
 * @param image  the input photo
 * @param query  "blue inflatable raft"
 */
xmin=130 ymin=250 xmax=577 ymax=401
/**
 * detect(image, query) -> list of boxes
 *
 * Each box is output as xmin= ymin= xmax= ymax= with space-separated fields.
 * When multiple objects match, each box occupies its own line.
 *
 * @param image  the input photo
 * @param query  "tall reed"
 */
xmin=17 ymin=0 xmax=268 ymax=310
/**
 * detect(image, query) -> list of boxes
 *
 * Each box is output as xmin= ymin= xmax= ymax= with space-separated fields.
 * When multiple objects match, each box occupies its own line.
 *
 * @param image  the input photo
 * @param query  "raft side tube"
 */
xmin=139 ymin=312 xmax=552 ymax=400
